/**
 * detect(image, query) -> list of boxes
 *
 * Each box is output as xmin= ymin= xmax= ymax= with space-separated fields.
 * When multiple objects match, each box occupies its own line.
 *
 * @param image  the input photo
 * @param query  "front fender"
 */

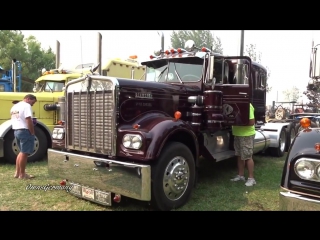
xmin=0 ymin=120 xmax=13 ymax=138
xmin=117 ymin=112 xmax=198 ymax=161
xmin=146 ymin=118 xmax=197 ymax=160
xmin=0 ymin=119 xmax=52 ymax=138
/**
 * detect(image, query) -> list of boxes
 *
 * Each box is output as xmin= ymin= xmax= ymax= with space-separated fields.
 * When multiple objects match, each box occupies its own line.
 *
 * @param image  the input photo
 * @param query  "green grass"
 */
xmin=0 ymin=153 xmax=286 ymax=211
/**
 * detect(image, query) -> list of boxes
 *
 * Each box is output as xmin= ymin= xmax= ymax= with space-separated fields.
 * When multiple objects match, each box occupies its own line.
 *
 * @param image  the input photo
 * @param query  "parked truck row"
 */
xmin=0 ymin=33 xmax=146 ymax=164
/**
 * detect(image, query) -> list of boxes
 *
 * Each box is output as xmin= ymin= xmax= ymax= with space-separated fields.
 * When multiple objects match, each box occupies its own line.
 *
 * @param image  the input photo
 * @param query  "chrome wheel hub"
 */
xmin=163 ymin=156 xmax=190 ymax=201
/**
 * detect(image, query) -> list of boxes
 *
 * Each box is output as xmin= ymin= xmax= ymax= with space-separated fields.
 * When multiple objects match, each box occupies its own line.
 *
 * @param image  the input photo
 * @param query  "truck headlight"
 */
xmin=122 ymin=134 xmax=142 ymax=149
xmin=57 ymin=128 xmax=65 ymax=139
xmin=52 ymin=128 xmax=65 ymax=140
xmin=295 ymin=160 xmax=315 ymax=179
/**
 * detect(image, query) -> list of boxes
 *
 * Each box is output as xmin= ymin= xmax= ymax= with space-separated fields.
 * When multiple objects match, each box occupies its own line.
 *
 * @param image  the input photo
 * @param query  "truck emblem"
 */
xmin=223 ymin=104 xmax=233 ymax=115
xmin=135 ymin=92 xmax=153 ymax=99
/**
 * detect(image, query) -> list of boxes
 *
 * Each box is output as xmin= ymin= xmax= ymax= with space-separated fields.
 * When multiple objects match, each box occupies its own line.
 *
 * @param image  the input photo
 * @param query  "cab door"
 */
xmin=214 ymin=57 xmax=251 ymax=126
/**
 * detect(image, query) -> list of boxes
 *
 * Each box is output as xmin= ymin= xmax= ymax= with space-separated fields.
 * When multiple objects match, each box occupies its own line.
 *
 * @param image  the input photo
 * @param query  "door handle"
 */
xmin=239 ymin=92 xmax=247 ymax=95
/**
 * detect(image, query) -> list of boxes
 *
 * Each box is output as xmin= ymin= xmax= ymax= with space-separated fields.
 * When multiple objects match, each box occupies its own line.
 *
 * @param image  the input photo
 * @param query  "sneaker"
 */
xmin=245 ymin=178 xmax=256 ymax=186
xmin=230 ymin=175 xmax=245 ymax=182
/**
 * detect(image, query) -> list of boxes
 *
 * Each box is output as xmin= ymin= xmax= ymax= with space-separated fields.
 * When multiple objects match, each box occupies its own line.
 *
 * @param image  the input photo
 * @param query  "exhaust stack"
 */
xmin=97 ymin=32 xmax=102 ymax=75
xmin=12 ymin=59 xmax=16 ymax=92
xmin=56 ymin=41 xmax=60 ymax=69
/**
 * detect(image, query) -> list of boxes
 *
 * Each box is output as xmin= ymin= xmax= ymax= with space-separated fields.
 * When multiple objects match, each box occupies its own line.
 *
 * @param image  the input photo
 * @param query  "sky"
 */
xmin=22 ymin=30 xmax=320 ymax=106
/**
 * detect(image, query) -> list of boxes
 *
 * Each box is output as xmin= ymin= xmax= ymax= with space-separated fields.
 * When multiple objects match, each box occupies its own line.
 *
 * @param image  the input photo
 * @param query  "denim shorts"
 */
xmin=14 ymin=129 xmax=35 ymax=155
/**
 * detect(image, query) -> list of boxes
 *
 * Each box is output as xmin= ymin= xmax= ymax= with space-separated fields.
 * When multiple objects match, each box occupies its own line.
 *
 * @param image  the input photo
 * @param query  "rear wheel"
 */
xmin=151 ymin=142 xmax=195 ymax=211
xmin=4 ymin=127 xmax=48 ymax=164
xmin=270 ymin=127 xmax=287 ymax=157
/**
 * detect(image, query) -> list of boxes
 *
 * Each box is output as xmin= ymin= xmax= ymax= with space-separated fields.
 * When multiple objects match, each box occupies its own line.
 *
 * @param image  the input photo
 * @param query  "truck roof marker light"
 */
xmin=300 ymin=118 xmax=311 ymax=129
xmin=177 ymin=48 xmax=186 ymax=53
xmin=174 ymin=111 xmax=181 ymax=120
xmin=129 ymin=55 xmax=137 ymax=59
xmin=132 ymin=124 xmax=140 ymax=129
xmin=315 ymin=143 xmax=320 ymax=152
xmin=201 ymin=47 xmax=211 ymax=52
xmin=170 ymin=49 xmax=177 ymax=54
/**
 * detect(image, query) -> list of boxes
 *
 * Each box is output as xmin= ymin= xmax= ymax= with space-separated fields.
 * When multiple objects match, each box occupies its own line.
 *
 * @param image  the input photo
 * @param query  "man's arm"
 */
xmin=26 ymin=117 xmax=35 ymax=135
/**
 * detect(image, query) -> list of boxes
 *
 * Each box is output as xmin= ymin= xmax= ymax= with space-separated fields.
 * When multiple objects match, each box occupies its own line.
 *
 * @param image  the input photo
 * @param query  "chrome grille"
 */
xmin=66 ymin=78 xmax=116 ymax=155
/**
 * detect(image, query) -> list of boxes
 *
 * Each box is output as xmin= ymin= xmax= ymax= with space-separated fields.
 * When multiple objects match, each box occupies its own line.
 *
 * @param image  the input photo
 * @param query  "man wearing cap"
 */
xmin=10 ymin=94 xmax=37 ymax=179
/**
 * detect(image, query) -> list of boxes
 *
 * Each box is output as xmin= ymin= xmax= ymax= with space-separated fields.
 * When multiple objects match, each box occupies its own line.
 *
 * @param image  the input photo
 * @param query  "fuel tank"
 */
xmin=253 ymin=129 xmax=270 ymax=154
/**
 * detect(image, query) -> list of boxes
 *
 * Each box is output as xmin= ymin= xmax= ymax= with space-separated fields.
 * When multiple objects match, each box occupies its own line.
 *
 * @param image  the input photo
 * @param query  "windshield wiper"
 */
xmin=46 ymin=82 xmax=53 ymax=93
xmin=173 ymin=63 xmax=183 ymax=84
xmin=157 ymin=66 xmax=168 ymax=81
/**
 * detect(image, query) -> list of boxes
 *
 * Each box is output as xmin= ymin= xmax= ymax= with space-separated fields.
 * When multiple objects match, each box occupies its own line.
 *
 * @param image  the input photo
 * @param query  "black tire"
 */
xmin=4 ymin=126 xmax=48 ymax=164
xmin=295 ymin=121 xmax=317 ymax=134
xmin=285 ymin=123 xmax=296 ymax=152
xmin=270 ymin=127 xmax=287 ymax=157
xmin=151 ymin=142 xmax=195 ymax=211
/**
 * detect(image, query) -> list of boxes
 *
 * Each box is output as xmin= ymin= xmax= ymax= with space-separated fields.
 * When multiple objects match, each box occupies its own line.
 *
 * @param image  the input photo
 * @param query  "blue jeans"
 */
xmin=14 ymin=129 xmax=35 ymax=155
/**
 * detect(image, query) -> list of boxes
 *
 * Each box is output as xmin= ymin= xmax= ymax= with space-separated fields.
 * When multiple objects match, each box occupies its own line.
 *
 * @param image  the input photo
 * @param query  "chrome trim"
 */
xmin=186 ymin=112 xmax=202 ymax=117
xmin=48 ymin=149 xmax=151 ymax=201
xmin=65 ymin=76 xmax=119 ymax=156
xmin=205 ymin=105 xmax=222 ymax=109
xmin=279 ymin=190 xmax=320 ymax=211
xmin=207 ymin=120 xmax=224 ymax=123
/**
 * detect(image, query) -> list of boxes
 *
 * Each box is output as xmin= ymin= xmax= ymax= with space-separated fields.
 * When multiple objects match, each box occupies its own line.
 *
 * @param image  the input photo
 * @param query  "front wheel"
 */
xmin=151 ymin=142 xmax=195 ymax=211
xmin=4 ymin=126 xmax=48 ymax=164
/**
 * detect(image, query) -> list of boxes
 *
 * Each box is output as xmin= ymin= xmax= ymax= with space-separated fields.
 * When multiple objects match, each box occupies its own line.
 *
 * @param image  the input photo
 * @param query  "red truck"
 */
xmin=47 ymin=40 xmax=295 ymax=211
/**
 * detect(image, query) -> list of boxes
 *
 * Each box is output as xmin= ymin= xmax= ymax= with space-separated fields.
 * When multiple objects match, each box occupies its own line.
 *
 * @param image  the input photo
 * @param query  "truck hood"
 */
xmin=117 ymin=78 xmax=201 ymax=95
xmin=0 ymin=91 xmax=62 ymax=102
xmin=0 ymin=91 xmax=64 ymax=122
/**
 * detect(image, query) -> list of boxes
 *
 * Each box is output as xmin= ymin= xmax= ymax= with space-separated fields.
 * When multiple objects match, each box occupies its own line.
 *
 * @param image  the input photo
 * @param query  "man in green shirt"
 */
xmin=230 ymin=103 xmax=256 ymax=186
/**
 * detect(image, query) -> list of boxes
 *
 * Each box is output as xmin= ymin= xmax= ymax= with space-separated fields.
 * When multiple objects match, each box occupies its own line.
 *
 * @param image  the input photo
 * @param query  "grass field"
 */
xmin=0 ymin=153 xmax=286 ymax=211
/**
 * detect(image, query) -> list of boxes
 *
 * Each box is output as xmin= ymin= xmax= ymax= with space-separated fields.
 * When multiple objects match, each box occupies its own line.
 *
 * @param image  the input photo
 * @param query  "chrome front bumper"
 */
xmin=279 ymin=190 xmax=320 ymax=211
xmin=48 ymin=149 xmax=151 ymax=202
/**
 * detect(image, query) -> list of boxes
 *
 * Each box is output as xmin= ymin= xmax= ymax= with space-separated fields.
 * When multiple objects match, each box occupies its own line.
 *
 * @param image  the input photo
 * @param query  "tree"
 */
xmin=303 ymin=80 xmax=320 ymax=108
xmin=283 ymin=86 xmax=300 ymax=102
xmin=0 ymin=30 xmax=56 ymax=91
xmin=170 ymin=30 xmax=223 ymax=54
xmin=244 ymin=43 xmax=272 ymax=93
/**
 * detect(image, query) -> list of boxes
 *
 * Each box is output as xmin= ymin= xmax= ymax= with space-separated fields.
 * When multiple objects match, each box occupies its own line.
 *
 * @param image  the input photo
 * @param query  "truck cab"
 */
xmin=47 ymin=40 xmax=293 ymax=211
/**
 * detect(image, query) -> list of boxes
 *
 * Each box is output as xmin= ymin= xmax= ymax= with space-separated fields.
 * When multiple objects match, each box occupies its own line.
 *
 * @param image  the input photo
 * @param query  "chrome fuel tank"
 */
xmin=253 ymin=130 xmax=270 ymax=154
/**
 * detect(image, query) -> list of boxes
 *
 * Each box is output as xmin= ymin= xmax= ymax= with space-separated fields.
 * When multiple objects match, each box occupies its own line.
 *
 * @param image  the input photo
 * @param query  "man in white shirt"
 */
xmin=10 ymin=94 xmax=37 ymax=179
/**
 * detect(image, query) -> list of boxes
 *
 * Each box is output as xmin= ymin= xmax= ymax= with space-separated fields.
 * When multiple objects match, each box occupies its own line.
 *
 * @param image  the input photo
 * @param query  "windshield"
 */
xmin=35 ymin=81 xmax=65 ymax=92
xmin=146 ymin=58 xmax=204 ymax=83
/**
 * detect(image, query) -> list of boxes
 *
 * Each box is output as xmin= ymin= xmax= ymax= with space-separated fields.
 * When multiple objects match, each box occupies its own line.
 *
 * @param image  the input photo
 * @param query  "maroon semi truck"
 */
xmin=47 ymin=40 xmax=295 ymax=211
